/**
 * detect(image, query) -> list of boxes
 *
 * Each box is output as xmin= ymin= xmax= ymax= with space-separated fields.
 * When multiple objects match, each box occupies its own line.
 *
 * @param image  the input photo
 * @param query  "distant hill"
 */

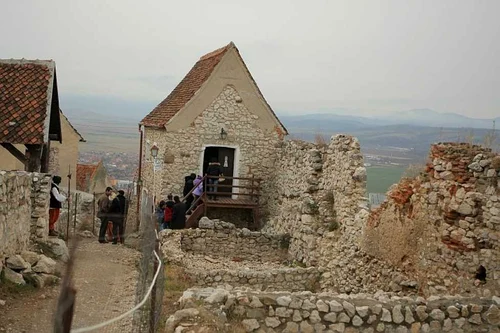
xmin=60 ymin=94 xmax=499 ymax=158
xmin=278 ymin=109 xmax=499 ymax=131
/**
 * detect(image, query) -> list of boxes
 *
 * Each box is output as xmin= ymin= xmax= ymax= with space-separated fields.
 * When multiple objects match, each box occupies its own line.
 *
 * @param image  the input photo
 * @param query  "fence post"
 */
xmin=149 ymin=236 xmax=160 ymax=333
xmin=66 ymin=166 xmax=71 ymax=243
xmin=92 ymin=192 xmax=96 ymax=235
xmin=73 ymin=193 xmax=78 ymax=237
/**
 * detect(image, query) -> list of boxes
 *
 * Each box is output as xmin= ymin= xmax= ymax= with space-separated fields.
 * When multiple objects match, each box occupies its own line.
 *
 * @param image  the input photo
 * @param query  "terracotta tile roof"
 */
xmin=76 ymin=162 xmax=99 ymax=191
xmin=140 ymin=44 xmax=231 ymax=127
xmin=0 ymin=59 xmax=56 ymax=144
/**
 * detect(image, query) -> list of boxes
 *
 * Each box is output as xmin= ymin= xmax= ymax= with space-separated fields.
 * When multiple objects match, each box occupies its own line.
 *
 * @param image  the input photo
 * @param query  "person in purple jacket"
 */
xmin=189 ymin=175 xmax=204 ymax=212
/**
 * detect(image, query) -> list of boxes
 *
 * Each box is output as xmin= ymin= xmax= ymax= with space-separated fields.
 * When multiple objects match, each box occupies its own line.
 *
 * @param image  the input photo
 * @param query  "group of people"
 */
xmin=48 ymin=177 xmax=127 ymax=245
xmin=155 ymin=170 xmax=208 ymax=231
xmin=97 ymin=187 xmax=128 ymax=244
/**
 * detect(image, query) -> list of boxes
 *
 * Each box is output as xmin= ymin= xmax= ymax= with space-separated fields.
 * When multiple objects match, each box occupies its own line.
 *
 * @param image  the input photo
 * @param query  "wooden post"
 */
xmin=250 ymin=174 xmax=255 ymax=202
xmin=203 ymin=176 xmax=207 ymax=217
xmin=92 ymin=192 xmax=96 ymax=235
xmin=66 ymin=166 xmax=71 ymax=243
xmin=53 ymin=239 xmax=79 ymax=333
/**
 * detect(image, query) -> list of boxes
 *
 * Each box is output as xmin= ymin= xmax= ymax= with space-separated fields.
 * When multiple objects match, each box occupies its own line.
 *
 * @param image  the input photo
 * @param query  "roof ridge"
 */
xmin=0 ymin=59 xmax=55 ymax=67
xmin=199 ymin=42 xmax=233 ymax=61
xmin=59 ymin=109 xmax=86 ymax=142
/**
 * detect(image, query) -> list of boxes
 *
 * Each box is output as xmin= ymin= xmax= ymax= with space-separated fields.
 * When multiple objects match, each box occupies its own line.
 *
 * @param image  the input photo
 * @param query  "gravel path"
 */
xmin=0 ymin=239 xmax=140 ymax=333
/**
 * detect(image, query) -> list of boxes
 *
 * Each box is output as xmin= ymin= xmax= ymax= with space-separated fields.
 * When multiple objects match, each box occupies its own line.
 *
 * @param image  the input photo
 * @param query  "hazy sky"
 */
xmin=1 ymin=0 xmax=499 ymax=118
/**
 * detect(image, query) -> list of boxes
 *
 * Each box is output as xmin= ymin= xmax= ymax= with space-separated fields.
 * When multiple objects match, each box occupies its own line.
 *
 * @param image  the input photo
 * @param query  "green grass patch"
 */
xmin=366 ymin=166 xmax=406 ymax=193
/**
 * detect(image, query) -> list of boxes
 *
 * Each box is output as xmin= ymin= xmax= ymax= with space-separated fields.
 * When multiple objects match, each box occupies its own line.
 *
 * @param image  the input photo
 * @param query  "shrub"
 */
xmin=328 ymin=221 xmax=339 ymax=231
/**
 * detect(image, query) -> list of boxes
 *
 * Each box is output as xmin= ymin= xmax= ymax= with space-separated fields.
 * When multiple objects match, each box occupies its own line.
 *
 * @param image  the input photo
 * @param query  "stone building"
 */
xmin=76 ymin=161 xmax=111 ymax=195
xmin=139 ymin=42 xmax=287 ymax=218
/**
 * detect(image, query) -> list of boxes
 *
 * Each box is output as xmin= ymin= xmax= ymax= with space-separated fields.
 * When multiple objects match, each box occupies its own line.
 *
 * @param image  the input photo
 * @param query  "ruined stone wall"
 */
xmin=365 ymin=143 xmax=500 ymax=295
xmin=173 ymin=287 xmax=500 ymax=333
xmin=180 ymin=219 xmax=289 ymax=263
xmin=142 ymin=85 xmax=283 ymax=214
xmin=262 ymin=135 xmax=403 ymax=294
xmin=160 ymin=219 xmax=320 ymax=292
xmin=0 ymin=172 xmax=32 ymax=258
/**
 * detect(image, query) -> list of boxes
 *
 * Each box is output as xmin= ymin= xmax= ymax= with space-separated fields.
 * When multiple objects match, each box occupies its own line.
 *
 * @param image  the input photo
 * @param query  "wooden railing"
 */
xmin=202 ymin=175 xmax=261 ymax=202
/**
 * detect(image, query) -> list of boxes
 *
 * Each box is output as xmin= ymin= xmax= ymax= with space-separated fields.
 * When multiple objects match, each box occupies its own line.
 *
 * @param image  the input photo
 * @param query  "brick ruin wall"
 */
xmin=364 ymin=143 xmax=500 ymax=296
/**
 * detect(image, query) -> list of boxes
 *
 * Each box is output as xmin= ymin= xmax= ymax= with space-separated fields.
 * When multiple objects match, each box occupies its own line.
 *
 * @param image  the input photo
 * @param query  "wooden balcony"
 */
xmin=183 ymin=175 xmax=261 ymax=230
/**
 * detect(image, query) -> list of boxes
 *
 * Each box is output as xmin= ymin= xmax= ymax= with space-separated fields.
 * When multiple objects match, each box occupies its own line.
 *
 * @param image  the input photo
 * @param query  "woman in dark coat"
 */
xmin=170 ymin=196 xmax=186 ymax=229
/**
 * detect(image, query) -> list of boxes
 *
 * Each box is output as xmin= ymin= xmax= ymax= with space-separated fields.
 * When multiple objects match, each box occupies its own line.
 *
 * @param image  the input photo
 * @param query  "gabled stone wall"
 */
xmin=142 ymin=85 xmax=283 ymax=215
xmin=365 ymin=143 xmax=500 ymax=295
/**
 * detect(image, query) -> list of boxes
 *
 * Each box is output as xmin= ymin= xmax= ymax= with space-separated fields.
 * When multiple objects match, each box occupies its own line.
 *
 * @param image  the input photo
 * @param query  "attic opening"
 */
xmin=200 ymin=145 xmax=239 ymax=198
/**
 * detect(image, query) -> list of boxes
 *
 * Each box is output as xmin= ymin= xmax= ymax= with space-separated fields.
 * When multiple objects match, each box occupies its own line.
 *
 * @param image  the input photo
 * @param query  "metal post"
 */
xmin=66 ymin=166 xmax=71 ymax=243
xmin=73 ymin=193 xmax=78 ymax=237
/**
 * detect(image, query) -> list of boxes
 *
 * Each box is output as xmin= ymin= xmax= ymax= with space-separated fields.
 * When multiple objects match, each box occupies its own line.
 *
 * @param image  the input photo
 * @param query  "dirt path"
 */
xmin=0 ymin=239 xmax=140 ymax=333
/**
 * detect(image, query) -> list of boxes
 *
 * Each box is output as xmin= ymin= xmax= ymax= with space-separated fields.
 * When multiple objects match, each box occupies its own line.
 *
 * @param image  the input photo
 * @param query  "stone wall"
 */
xmin=0 ymin=171 xmax=50 ymax=256
xmin=261 ymin=135 xmax=405 ymax=294
xmin=142 ymin=85 xmax=283 ymax=215
xmin=365 ymin=143 xmax=500 ymax=295
xmin=159 ymin=219 xmax=320 ymax=292
xmin=172 ymin=287 xmax=500 ymax=333
xmin=181 ymin=218 xmax=288 ymax=262
xmin=30 ymin=173 xmax=51 ymax=242
xmin=265 ymin=135 xmax=367 ymax=266
xmin=0 ymin=172 xmax=32 ymax=258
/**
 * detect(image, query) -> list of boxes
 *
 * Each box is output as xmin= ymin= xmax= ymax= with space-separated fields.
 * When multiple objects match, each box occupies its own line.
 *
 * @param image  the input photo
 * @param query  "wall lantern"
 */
xmin=150 ymin=142 xmax=159 ymax=158
xmin=220 ymin=128 xmax=228 ymax=140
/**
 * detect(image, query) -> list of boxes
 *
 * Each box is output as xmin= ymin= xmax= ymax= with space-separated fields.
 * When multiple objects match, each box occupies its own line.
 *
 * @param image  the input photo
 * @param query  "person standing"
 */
xmin=206 ymin=158 xmax=222 ymax=200
xmin=183 ymin=173 xmax=196 ymax=210
xmin=49 ymin=176 xmax=67 ymax=237
xmin=156 ymin=200 xmax=165 ymax=230
xmin=163 ymin=194 xmax=175 ymax=230
xmin=97 ymin=187 xmax=113 ymax=243
xmin=170 ymin=195 xmax=186 ymax=229
xmin=190 ymin=175 xmax=204 ymax=212
xmin=110 ymin=190 xmax=127 ymax=244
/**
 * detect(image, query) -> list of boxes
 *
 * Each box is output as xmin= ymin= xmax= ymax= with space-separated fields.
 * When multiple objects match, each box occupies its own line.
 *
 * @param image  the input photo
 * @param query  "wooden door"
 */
xmin=217 ymin=147 xmax=235 ymax=196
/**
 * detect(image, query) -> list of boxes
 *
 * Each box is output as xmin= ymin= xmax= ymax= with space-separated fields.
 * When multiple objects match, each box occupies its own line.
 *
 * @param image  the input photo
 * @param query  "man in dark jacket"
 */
xmin=206 ymin=159 xmax=222 ymax=200
xmin=170 ymin=196 xmax=186 ymax=229
xmin=98 ymin=187 xmax=113 ymax=243
xmin=109 ymin=190 xmax=127 ymax=244
xmin=183 ymin=173 xmax=196 ymax=211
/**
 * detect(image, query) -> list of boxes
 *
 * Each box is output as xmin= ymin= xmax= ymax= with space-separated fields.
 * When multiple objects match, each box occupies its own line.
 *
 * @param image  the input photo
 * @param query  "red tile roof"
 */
xmin=0 ymin=59 xmax=56 ymax=144
xmin=76 ymin=162 xmax=99 ymax=191
xmin=140 ymin=44 xmax=230 ymax=127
